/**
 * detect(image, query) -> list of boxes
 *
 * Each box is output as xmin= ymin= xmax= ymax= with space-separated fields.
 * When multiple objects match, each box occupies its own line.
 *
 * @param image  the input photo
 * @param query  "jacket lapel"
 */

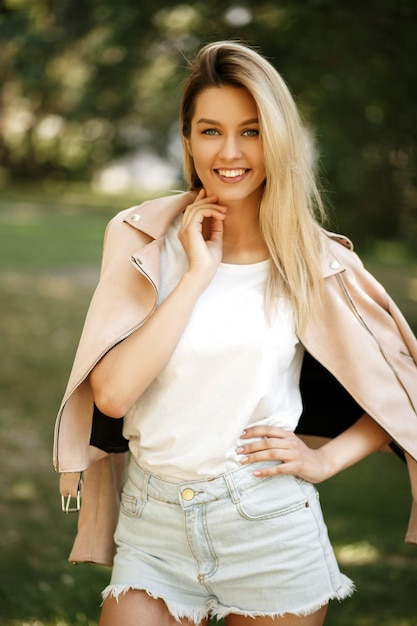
xmin=123 ymin=191 xmax=196 ymax=239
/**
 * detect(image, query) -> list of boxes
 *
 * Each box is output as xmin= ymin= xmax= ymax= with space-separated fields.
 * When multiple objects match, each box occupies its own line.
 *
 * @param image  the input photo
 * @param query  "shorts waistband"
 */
xmin=127 ymin=458 xmax=281 ymax=509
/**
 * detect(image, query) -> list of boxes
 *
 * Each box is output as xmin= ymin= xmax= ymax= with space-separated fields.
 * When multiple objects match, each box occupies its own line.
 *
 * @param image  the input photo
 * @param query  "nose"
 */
xmin=218 ymin=134 xmax=242 ymax=160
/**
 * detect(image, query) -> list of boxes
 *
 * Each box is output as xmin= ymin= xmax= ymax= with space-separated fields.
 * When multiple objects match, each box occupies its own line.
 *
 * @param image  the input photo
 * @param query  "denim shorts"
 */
xmin=102 ymin=457 xmax=354 ymax=623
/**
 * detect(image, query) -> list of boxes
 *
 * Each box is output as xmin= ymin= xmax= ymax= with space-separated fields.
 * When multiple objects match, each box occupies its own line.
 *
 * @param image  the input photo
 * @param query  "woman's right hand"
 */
xmin=178 ymin=189 xmax=226 ymax=289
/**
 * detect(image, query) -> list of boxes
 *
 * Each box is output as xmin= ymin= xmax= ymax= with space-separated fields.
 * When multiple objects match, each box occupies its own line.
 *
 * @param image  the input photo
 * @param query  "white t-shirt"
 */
xmin=123 ymin=216 xmax=304 ymax=481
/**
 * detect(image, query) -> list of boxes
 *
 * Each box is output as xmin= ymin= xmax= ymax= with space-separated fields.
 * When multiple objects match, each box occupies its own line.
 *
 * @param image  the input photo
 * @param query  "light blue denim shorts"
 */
xmin=102 ymin=457 xmax=354 ymax=623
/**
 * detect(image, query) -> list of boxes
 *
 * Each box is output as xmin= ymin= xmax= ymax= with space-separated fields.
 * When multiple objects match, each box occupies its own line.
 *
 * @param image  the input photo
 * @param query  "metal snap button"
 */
xmin=181 ymin=488 xmax=195 ymax=501
xmin=329 ymin=260 xmax=340 ymax=270
xmin=131 ymin=214 xmax=141 ymax=222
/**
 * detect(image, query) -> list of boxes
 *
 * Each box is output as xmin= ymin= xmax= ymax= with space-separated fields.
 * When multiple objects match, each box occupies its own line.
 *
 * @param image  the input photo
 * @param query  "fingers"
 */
xmin=237 ymin=426 xmax=326 ymax=482
xmin=237 ymin=437 xmax=296 ymax=467
xmin=208 ymin=214 xmax=225 ymax=246
xmin=238 ymin=427 xmax=295 ymax=455
xmin=180 ymin=189 xmax=227 ymax=232
xmin=240 ymin=425 xmax=289 ymax=440
xmin=177 ymin=188 xmax=227 ymax=281
xmin=236 ymin=427 xmax=306 ymax=476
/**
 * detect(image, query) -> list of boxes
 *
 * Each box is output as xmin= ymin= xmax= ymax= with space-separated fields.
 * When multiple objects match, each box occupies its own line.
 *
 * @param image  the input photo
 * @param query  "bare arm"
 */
xmin=89 ymin=190 xmax=226 ymax=418
xmin=237 ymin=413 xmax=391 ymax=483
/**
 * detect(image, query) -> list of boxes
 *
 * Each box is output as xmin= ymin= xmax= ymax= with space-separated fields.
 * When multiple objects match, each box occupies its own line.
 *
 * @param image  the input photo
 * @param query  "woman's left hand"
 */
xmin=238 ymin=415 xmax=390 ymax=484
xmin=237 ymin=426 xmax=330 ymax=484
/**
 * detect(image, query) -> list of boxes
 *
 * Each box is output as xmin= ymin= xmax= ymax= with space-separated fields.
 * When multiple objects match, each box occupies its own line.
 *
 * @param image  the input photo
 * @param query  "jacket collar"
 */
xmin=320 ymin=248 xmax=346 ymax=278
xmin=123 ymin=191 xmax=349 ymax=279
xmin=123 ymin=191 xmax=196 ymax=240
xmin=321 ymin=232 xmax=353 ymax=278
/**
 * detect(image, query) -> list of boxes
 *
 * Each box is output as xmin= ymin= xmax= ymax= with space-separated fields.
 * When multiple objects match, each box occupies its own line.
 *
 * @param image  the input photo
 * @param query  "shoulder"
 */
xmin=321 ymin=230 xmax=393 ymax=310
xmin=105 ymin=191 xmax=196 ymax=241
xmin=319 ymin=229 xmax=366 ymax=278
xmin=98 ymin=191 xmax=196 ymax=273
xmin=323 ymin=230 xmax=354 ymax=251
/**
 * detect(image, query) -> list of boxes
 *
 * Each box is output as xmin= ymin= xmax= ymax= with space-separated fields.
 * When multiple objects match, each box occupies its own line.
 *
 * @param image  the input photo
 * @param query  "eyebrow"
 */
xmin=196 ymin=117 xmax=259 ymax=126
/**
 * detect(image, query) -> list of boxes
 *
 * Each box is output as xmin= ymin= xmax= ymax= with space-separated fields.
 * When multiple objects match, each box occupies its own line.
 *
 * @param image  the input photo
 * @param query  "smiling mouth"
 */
xmin=215 ymin=168 xmax=249 ymax=178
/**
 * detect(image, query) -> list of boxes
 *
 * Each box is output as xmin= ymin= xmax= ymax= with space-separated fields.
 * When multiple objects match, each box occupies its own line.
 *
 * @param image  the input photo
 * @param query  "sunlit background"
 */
xmin=2 ymin=1 xmax=417 ymax=249
xmin=1 ymin=2 xmax=416 ymax=625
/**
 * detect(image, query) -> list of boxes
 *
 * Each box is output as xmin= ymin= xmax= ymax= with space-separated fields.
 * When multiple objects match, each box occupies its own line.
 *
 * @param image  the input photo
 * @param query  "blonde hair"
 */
xmin=180 ymin=41 xmax=326 ymax=331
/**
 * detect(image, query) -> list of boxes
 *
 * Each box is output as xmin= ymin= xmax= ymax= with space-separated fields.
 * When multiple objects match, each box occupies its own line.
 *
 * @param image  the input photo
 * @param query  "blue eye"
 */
xmin=243 ymin=129 xmax=259 ymax=137
xmin=202 ymin=128 xmax=220 ymax=136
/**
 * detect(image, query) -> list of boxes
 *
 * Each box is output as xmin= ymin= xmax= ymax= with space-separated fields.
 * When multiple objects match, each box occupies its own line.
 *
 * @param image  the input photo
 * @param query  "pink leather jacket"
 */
xmin=53 ymin=192 xmax=417 ymax=565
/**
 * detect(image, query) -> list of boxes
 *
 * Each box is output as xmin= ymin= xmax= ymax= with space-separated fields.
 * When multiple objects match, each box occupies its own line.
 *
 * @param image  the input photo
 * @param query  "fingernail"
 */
xmin=240 ymin=430 xmax=246 ymax=436
xmin=240 ymin=456 xmax=249 ymax=464
xmin=236 ymin=447 xmax=244 ymax=454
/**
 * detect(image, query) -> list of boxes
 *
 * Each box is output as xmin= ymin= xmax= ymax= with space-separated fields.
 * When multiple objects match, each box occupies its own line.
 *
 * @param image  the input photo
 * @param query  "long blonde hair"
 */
xmin=180 ymin=41 xmax=326 ymax=331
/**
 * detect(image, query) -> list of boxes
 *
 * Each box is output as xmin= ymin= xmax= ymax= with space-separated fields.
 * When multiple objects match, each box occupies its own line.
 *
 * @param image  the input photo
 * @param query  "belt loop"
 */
xmin=141 ymin=469 xmax=150 ymax=503
xmin=224 ymin=472 xmax=240 ymax=505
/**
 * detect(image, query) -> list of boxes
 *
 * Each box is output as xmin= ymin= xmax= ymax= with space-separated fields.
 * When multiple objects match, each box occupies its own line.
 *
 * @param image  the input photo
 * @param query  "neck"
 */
xmin=221 ymin=206 xmax=269 ymax=264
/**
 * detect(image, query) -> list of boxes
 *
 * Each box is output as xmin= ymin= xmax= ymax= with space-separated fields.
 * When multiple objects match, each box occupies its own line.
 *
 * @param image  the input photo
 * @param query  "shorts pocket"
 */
xmin=120 ymin=483 xmax=146 ymax=518
xmin=234 ymin=474 xmax=309 ymax=521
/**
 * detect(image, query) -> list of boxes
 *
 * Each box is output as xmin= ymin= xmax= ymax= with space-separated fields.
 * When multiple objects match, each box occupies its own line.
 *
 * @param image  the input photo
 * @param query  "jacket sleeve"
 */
xmin=297 ymin=351 xmax=406 ymax=460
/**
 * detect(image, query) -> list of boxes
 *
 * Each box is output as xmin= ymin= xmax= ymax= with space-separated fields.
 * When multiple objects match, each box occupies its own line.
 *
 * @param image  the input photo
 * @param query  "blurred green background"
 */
xmin=0 ymin=1 xmax=416 ymax=625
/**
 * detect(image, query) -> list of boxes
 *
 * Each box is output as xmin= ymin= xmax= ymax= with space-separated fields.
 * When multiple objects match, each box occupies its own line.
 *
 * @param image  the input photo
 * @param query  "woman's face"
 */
xmin=186 ymin=85 xmax=266 ymax=208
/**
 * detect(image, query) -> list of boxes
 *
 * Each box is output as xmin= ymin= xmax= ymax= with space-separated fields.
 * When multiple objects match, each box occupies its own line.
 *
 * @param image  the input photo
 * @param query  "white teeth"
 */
xmin=217 ymin=169 xmax=247 ymax=177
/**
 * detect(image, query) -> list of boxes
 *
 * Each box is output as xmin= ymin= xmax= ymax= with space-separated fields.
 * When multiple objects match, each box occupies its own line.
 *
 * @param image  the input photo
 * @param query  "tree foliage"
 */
xmin=1 ymin=0 xmax=416 ymax=249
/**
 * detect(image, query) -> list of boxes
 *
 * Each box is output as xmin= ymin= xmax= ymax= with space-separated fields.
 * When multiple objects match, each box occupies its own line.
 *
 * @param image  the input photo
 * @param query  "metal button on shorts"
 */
xmin=181 ymin=488 xmax=195 ymax=501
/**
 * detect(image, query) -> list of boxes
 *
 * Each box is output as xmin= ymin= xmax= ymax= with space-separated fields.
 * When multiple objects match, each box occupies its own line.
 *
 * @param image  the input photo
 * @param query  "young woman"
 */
xmin=54 ymin=41 xmax=417 ymax=626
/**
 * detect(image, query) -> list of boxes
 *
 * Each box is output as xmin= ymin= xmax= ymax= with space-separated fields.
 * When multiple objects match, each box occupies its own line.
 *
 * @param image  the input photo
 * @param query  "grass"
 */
xmin=0 ymin=185 xmax=416 ymax=625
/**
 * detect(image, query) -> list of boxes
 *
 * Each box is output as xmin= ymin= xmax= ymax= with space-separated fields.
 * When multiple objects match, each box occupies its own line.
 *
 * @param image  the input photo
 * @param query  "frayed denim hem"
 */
xmin=214 ymin=574 xmax=355 ymax=620
xmin=101 ymin=584 xmax=209 ymax=625
xmin=102 ymin=574 xmax=355 ymax=623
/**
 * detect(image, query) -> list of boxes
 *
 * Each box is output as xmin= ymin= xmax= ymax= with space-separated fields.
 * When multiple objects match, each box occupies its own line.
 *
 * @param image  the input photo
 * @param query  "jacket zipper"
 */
xmin=68 ymin=258 xmax=159 ymax=399
xmin=336 ymin=274 xmax=417 ymax=414
xmin=53 ymin=258 xmax=159 ymax=471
